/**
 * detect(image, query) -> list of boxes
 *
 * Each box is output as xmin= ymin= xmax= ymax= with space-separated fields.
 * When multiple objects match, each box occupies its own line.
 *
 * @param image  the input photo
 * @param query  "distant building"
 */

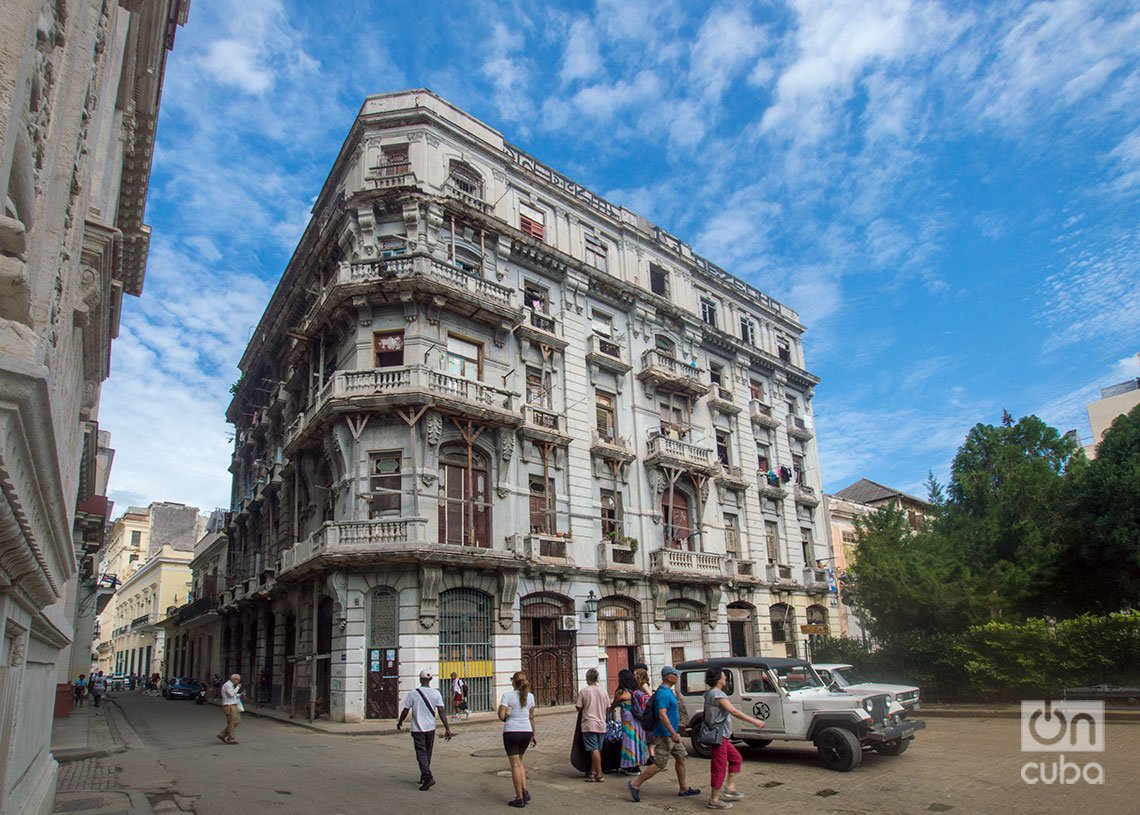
xmin=93 ymin=503 xmax=203 ymax=678
xmin=157 ymin=510 xmax=228 ymax=685
xmin=824 ymin=479 xmax=933 ymax=641
xmin=1084 ymin=371 xmax=1140 ymax=459
xmin=220 ymin=90 xmax=833 ymax=723
xmin=0 ymin=3 xmax=187 ymax=812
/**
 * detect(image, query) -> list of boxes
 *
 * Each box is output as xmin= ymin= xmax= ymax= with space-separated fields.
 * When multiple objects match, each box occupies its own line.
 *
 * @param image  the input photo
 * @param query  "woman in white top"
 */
xmin=497 ymin=671 xmax=537 ymax=808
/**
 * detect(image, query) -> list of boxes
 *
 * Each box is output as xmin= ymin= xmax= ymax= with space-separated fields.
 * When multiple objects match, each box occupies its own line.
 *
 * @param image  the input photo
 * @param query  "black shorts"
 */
xmin=503 ymin=731 xmax=532 ymax=756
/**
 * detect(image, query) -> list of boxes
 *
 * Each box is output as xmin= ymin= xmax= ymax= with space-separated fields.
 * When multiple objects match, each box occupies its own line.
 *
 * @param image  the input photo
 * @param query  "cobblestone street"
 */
xmin=54 ymin=693 xmax=1140 ymax=815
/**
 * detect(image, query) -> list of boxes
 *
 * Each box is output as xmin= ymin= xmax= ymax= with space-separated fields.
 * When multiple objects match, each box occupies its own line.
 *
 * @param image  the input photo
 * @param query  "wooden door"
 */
xmin=366 ymin=588 xmax=399 ymax=718
xmin=521 ymin=617 xmax=576 ymax=706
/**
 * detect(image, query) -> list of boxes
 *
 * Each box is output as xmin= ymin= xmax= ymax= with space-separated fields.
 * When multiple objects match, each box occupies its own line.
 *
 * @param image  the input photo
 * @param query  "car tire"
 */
xmin=815 ymin=727 xmax=863 ymax=772
xmin=688 ymin=717 xmax=713 ymax=759
xmin=743 ymin=738 xmax=771 ymax=749
xmin=873 ymin=738 xmax=910 ymax=756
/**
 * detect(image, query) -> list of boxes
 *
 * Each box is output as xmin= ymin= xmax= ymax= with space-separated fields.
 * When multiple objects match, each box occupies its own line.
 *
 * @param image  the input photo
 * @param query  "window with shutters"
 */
xmin=750 ymin=379 xmax=765 ymax=401
xmin=740 ymin=316 xmax=756 ymax=345
xmin=447 ymin=335 xmax=481 ymax=380
xmin=526 ymin=367 xmax=551 ymax=407
xmin=591 ymin=310 xmax=613 ymax=337
xmin=519 ymin=202 xmax=545 ymax=240
xmin=369 ymin=452 xmax=401 ymax=517
xmin=709 ymin=363 xmax=723 ymax=387
xmin=777 ymin=335 xmax=791 ymax=362
xmin=724 ymin=513 xmax=740 ymax=558
xmin=765 ymin=520 xmax=780 ymax=563
xmin=529 ymin=478 xmax=554 ymax=534
xmin=801 ymin=527 xmax=815 ymax=565
xmin=373 ymin=330 xmax=404 ymax=368
xmin=449 ymin=162 xmax=483 ymax=198
xmin=585 ymin=236 xmax=608 ymax=271
xmin=524 ymin=283 xmax=548 ymax=314
xmin=649 ymin=264 xmax=669 ymax=297
xmin=381 ymin=146 xmax=409 ymax=175
xmin=756 ymin=442 xmax=770 ymax=472
xmin=595 ymin=392 xmax=616 ymax=440
xmin=716 ymin=430 xmax=731 ymax=467
xmin=600 ymin=489 xmax=622 ymax=538
xmin=792 ymin=454 xmax=805 ymax=485
xmin=700 ymin=296 xmax=718 ymax=328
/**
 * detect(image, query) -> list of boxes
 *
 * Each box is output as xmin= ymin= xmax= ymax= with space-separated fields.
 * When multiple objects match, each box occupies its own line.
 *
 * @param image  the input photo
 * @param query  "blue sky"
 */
xmin=101 ymin=0 xmax=1140 ymax=515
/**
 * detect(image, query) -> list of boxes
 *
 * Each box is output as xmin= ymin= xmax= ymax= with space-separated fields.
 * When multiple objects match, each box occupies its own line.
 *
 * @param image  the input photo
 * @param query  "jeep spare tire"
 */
xmin=815 ymin=727 xmax=863 ymax=772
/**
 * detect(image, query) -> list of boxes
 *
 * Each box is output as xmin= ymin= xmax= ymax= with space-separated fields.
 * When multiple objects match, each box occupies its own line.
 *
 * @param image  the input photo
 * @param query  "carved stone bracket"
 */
xmin=419 ymin=564 xmax=442 ymax=629
xmin=704 ymin=585 xmax=722 ymax=628
xmin=650 ymin=580 xmax=669 ymax=628
xmin=497 ymin=570 xmax=519 ymax=630
xmin=326 ymin=571 xmax=349 ymax=626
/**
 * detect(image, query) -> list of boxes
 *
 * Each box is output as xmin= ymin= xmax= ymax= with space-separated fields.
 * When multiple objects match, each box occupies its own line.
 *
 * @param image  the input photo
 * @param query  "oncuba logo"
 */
xmin=1020 ymin=701 xmax=1105 ymax=785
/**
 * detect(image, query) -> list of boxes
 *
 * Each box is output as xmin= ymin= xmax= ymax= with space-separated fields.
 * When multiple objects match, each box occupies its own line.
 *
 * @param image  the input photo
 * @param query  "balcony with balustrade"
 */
xmin=766 ymin=562 xmax=795 ymax=584
xmin=299 ymin=253 xmax=522 ymax=335
xmin=649 ymin=548 xmax=727 ymax=580
xmin=645 ymin=432 xmax=718 ymax=475
xmin=787 ymin=414 xmax=815 ymax=440
xmin=708 ymin=385 xmax=741 ymax=415
xmin=597 ymin=538 xmax=639 ymax=571
xmin=793 ymin=484 xmax=821 ymax=507
xmin=515 ymin=308 xmax=568 ymax=351
xmin=284 ymin=365 xmax=520 ymax=452
xmin=364 ymin=160 xmax=416 ymax=190
xmin=715 ymin=464 xmax=752 ymax=492
xmin=803 ymin=567 xmax=829 ymax=593
xmin=757 ymin=472 xmax=787 ymax=500
xmin=636 ymin=349 xmax=710 ymax=397
xmin=749 ymin=399 xmax=782 ymax=429
xmin=590 ymin=430 xmax=636 ymax=465
xmin=521 ymin=404 xmax=572 ymax=445
xmin=585 ymin=333 xmax=632 ymax=374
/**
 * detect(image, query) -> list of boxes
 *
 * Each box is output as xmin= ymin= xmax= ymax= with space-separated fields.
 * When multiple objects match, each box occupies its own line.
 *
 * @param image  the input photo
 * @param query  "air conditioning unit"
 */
xmin=560 ymin=615 xmax=580 ymax=632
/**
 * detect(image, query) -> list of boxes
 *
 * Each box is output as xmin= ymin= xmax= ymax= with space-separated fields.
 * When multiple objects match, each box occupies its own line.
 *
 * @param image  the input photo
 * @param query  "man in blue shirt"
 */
xmin=628 ymin=666 xmax=700 ymax=801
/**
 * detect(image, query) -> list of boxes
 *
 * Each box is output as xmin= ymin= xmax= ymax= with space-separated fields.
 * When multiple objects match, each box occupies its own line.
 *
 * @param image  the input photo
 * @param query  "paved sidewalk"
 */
xmin=50 ymin=700 xmax=128 ymax=762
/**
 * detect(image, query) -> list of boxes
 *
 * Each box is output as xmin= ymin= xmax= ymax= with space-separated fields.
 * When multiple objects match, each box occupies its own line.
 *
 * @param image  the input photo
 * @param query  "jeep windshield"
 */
xmin=829 ymin=666 xmax=868 ymax=687
xmin=774 ymin=664 xmax=825 ymax=690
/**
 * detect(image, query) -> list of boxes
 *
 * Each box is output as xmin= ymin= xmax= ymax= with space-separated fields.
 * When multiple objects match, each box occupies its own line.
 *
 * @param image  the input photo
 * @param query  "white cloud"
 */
xmin=561 ymin=18 xmax=604 ymax=83
xmin=201 ymin=39 xmax=275 ymax=93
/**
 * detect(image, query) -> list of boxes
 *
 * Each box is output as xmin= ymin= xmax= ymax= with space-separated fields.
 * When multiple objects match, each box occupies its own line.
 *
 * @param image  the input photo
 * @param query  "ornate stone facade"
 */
xmin=0 ymin=3 xmax=188 ymax=813
xmin=220 ymin=90 xmax=833 ymax=724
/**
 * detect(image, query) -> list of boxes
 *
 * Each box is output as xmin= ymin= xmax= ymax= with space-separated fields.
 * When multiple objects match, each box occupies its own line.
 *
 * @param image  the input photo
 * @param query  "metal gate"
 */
xmin=439 ymin=588 xmax=494 ymax=713
xmin=521 ymin=594 xmax=576 ymax=706
xmin=367 ymin=587 xmax=399 ymax=719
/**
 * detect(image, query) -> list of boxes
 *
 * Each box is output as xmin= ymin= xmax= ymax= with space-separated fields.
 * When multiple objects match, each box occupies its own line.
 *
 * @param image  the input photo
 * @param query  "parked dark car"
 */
xmin=164 ymin=677 xmax=206 ymax=701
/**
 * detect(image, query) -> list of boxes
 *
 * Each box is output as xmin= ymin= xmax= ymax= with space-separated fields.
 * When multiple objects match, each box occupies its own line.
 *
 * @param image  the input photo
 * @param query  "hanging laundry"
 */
xmin=767 ymin=470 xmax=779 ymax=486
xmin=779 ymin=466 xmax=793 ymax=483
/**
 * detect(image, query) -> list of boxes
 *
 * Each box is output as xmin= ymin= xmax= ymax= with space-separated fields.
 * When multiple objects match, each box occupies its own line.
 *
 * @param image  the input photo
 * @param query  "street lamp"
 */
xmin=582 ymin=590 xmax=598 ymax=619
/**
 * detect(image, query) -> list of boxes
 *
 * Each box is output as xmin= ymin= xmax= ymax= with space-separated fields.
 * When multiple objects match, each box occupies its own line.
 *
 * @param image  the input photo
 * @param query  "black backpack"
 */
xmin=640 ymin=688 xmax=660 ymax=732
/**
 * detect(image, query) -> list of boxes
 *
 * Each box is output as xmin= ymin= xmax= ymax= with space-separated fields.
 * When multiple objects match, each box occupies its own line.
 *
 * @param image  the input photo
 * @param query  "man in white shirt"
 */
xmin=216 ymin=674 xmax=243 ymax=745
xmin=396 ymin=669 xmax=453 ymax=790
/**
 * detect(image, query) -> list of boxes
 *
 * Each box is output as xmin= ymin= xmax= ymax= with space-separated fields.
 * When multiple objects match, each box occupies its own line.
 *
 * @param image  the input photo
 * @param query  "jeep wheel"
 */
xmin=689 ymin=717 xmax=713 ymax=759
xmin=873 ymin=738 xmax=910 ymax=756
xmin=743 ymin=739 xmax=771 ymax=749
xmin=815 ymin=727 xmax=863 ymax=772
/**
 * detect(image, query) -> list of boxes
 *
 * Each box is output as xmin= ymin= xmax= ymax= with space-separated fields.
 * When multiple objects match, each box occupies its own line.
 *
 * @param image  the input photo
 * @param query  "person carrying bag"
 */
xmin=702 ymin=667 xmax=766 ymax=810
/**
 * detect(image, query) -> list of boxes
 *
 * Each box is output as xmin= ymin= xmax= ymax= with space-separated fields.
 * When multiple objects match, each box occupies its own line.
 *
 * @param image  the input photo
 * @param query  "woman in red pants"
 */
xmin=702 ymin=667 xmax=767 ymax=809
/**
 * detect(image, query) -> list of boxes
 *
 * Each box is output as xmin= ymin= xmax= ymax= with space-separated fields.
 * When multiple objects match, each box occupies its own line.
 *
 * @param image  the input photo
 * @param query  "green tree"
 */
xmin=847 ymin=504 xmax=983 ymax=640
xmin=1055 ymin=404 xmax=1140 ymax=614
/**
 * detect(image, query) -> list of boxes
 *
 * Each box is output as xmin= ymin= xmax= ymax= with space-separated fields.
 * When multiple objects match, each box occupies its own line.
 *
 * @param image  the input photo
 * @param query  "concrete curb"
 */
xmin=917 ymin=705 xmax=1140 ymax=722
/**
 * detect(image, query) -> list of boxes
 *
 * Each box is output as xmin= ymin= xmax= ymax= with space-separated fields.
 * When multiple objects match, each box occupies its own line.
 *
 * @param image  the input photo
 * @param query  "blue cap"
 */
xmin=661 ymin=665 xmax=680 ymax=678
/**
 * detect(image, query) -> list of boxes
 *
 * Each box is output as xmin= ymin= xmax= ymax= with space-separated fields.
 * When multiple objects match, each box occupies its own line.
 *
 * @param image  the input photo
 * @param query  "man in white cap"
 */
xmin=396 ymin=669 xmax=453 ymax=790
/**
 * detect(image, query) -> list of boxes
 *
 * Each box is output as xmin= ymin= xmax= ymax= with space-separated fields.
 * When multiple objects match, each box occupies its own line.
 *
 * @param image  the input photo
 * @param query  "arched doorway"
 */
xmin=439 ymin=588 xmax=493 ymax=712
xmin=727 ymin=602 xmax=756 ymax=657
xmin=366 ymin=587 xmax=400 ymax=718
xmin=438 ymin=447 xmax=491 ymax=548
xmin=664 ymin=599 xmax=706 ymax=664
xmin=598 ymin=597 xmax=640 ymax=691
xmin=315 ymin=596 xmax=334 ymax=716
xmin=520 ymin=593 xmax=576 ymax=706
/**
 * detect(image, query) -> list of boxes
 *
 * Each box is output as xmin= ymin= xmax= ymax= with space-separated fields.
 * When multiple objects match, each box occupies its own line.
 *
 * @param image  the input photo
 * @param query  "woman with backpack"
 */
xmin=610 ymin=669 xmax=648 ymax=774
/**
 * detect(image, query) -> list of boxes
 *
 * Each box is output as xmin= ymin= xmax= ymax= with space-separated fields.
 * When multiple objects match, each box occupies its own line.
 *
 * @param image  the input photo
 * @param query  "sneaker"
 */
xmin=508 ymin=799 xmax=526 ymax=808
xmin=628 ymin=781 xmax=641 ymax=803
xmin=723 ymin=791 xmax=744 ymax=801
xmin=523 ymin=790 xmax=531 ymax=803
xmin=420 ymin=779 xmax=436 ymax=791
xmin=707 ymin=802 xmax=733 ymax=810
xmin=678 ymin=788 xmax=701 ymax=797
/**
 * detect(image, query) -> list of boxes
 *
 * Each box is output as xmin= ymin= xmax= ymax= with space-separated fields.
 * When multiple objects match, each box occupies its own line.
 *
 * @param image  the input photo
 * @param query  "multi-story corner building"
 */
xmin=94 ymin=503 xmax=201 ymax=677
xmin=0 ymin=2 xmax=187 ymax=812
xmin=158 ymin=510 xmax=228 ymax=685
xmin=824 ymin=479 xmax=933 ymax=642
xmin=221 ymin=90 xmax=830 ymax=723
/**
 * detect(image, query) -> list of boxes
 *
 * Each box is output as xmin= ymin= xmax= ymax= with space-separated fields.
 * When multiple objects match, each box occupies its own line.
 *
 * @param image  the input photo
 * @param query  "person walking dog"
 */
xmin=702 ymin=667 xmax=766 ymax=809
xmin=216 ymin=674 xmax=243 ymax=744
xmin=397 ymin=669 xmax=453 ymax=791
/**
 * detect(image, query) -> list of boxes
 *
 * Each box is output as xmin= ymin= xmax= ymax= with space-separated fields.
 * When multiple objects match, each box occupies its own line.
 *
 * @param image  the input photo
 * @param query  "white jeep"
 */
xmin=814 ymin=662 xmax=921 ymax=713
xmin=676 ymin=657 xmax=925 ymax=772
